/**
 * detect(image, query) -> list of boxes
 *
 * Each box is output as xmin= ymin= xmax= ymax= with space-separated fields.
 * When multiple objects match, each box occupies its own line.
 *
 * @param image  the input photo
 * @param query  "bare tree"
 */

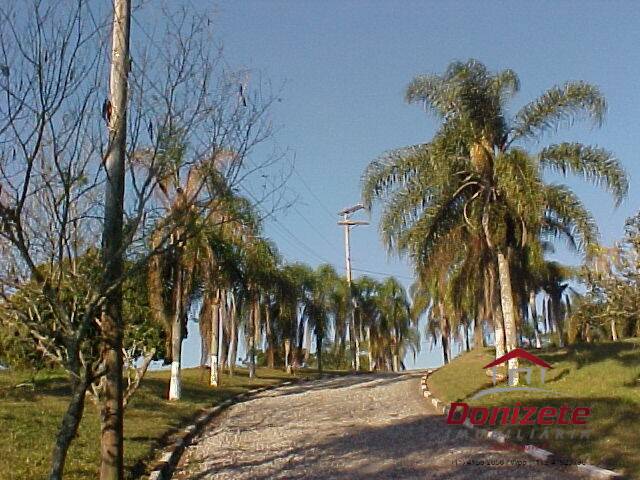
xmin=0 ymin=1 xmax=286 ymax=477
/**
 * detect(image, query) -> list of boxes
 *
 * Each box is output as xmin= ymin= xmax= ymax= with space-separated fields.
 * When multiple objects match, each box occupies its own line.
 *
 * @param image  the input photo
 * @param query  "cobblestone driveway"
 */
xmin=174 ymin=373 xmax=582 ymax=479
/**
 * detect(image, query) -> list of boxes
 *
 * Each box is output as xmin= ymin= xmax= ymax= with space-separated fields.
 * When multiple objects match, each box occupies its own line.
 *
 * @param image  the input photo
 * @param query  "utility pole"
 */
xmin=100 ymin=1 xmax=131 ymax=479
xmin=338 ymin=204 xmax=368 ymax=371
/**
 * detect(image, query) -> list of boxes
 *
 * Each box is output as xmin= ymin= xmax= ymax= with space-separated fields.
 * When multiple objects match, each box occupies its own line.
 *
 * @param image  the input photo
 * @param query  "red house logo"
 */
xmin=483 ymin=348 xmax=552 ymax=387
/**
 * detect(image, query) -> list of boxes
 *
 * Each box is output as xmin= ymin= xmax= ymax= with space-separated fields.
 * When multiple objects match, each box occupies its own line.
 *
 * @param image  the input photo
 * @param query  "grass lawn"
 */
xmin=427 ymin=340 xmax=640 ymax=477
xmin=0 ymin=365 xmax=333 ymax=480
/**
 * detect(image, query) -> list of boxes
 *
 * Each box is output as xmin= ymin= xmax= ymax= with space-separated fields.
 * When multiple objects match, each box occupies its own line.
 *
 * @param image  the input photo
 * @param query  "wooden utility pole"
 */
xmin=337 ymin=204 xmax=368 ymax=372
xmin=100 ymin=1 xmax=131 ymax=479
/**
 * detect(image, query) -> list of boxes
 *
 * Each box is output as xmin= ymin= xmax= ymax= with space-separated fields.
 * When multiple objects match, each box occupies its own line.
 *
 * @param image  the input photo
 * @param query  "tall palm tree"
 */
xmin=242 ymin=237 xmax=280 ymax=378
xmin=277 ymin=263 xmax=314 ymax=372
xmin=195 ymin=192 xmax=258 ymax=386
xmin=376 ymin=277 xmax=418 ymax=371
xmin=353 ymin=276 xmax=381 ymax=370
xmin=304 ymin=264 xmax=342 ymax=374
xmin=146 ymin=129 xmax=235 ymax=399
xmin=147 ymin=165 xmax=203 ymax=400
xmin=363 ymin=60 xmax=627 ymax=384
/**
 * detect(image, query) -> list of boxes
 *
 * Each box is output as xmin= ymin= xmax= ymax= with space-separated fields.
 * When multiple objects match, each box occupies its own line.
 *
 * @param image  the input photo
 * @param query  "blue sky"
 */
xmin=176 ymin=0 xmax=639 ymax=369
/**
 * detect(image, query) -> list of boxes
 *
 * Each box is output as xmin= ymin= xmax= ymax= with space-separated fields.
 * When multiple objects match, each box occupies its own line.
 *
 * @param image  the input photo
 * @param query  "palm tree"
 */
xmin=277 ymin=263 xmax=313 ymax=372
xmin=353 ymin=276 xmax=419 ymax=371
xmin=537 ymin=261 xmax=576 ymax=347
xmin=242 ymin=237 xmax=280 ymax=378
xmin=304 ymin=265 xmax=342 ymax=374
xmin=376 ymin=277 xmax=418 ymax=371
xmin=147 ymin=165 xmax=203 ymax=400
xmin=195 ymin=191 xmax=258 ymax=386
xmin=410 ymin=275 xmax=454 ymax=364
xmin=146 ymin=128 xmax=235 ymax=398
xmin=363 ymin=60 xmax=627 ymax=384
xmin=353 ymin=276 xmax=381 ymax=370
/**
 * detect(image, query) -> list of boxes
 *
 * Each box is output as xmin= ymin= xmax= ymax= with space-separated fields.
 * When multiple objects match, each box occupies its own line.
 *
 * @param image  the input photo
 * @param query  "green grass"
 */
xmin=0 ymin=366 xmax=333 ymax=480
xmin=428 ymin=340 xmax=640 ymax=477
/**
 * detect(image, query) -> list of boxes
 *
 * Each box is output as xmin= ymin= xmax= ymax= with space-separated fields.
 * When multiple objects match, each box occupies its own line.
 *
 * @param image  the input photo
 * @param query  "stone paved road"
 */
xmin=174 ymin=373 xmax=582 ymax=479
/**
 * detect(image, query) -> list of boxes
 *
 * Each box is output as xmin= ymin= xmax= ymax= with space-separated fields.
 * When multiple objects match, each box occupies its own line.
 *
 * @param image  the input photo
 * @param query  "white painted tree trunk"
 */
xmin=210 ymin=299 xmax=220 ymax=387
xmin=284 ymin=338 xmax=291 ymax=373
xmin=611 ymin=319 xmax=618 ymax=341
xmin=169 ymin=270 xmax=184 ymax=401
xmin=248 ymin=298 xmax=258 ymax=378
xmin=354 ymin=331 xmax=361 ymax=371
xmin=366 ymin=326 xmax=373 ymax=372
xmin=169 ymin=361 xmax=181 ymax=401
xmin=228 ymin=294 xmax=237 ymax=376
xmin=497 ymin=252 xmax=519 ymax=386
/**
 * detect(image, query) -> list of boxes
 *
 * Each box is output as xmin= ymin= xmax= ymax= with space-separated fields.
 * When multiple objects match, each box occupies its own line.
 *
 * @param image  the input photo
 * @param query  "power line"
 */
xmin=291 ymin=203 xmax=341 ymax=250
xmin=351 ymin=267 xmax=414 ymax=281
xmin=244 ymin=186 xmax=409 ymax=280
xmin=291 ymin=163 xmax=337 ymax=221
xmin=243 ymin=157 xmax=341 ymax=251
xmin=239 ymin=184 xmax=333 ymax=265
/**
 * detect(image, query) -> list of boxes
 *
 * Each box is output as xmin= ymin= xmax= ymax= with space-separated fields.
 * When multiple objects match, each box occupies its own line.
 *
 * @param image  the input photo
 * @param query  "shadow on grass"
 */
xmin=545 ymin=368 xmax=571 ymax=384
xmin=536 ymin=341 xmax=640 ymax=370
xmin=0 ymin=369 xmax=73 ymax=401
xmin=474 ymin=394 xmax=639 ymax=478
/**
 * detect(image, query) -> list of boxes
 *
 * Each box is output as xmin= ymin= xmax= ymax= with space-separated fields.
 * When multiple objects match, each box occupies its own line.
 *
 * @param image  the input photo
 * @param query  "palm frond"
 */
xmin=542 ymin=184 xmax=599 ymax=252
xmin=405 ymin=74 xmax=458 ymax=119
xmin=361 ymin=144 xmax=430 ymax=209
xmin=539 ymin=142 xmax=628 ymax=206
xmin=511 ymin=81 xmax=606 ymax=141
xmin=490 ymin=68 xmax=520 ymax=104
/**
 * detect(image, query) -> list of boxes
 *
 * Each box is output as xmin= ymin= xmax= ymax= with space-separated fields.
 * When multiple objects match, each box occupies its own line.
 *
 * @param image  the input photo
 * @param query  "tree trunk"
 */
xmin=99 ymin=1 xmax=131 ymax=477
xmin=228 ymin=293 xmax=237 ymax=376
xmin=366 ymin=326 xmax=374 ymax=371
xmin=464 ymin=324 xmax=470 ymax=352
xmin=496 ymin=251 xmax=519 ymax=386
xmin=248 ymin=296 xmax=258 ymax=378
xmin=169 ymin=268 xmax=184 ymax=401
xmin=489 ymin=261 xmax=506 ymax=360
xmin=391 ymin=328 xmax=399 ymax=371
xmin=550 ymin=293 xmax=565 ymax=347
xmin=210 ymin=291 xmax=220 ymax=387
xmin=437 ymin=302 xmax=450 ymax=364
xmin=198 ymin=296 xmax=212 ymax=368
xmin=219 ymin=292 xmax=228 ymax=370
xmin=441 ymin=333 xmax=450 ymax=364
xmin=284 ymin=338 xmax=291 ymax=373
xmin=353 ymin=316 xmax=361 ymax=371
xmin=611 ymin=319 xmax=619 ymax=341
xmin=529 ymin=290 xmax=542 ymax=348
xmin=49 ymin=373 xmax=90 ymax=480
xmin=296 ymin=315 xmax=305 ymax=367
xmin=348 ymin=318 xmax=357 ymax=370
xmin=265 ymin=305 xmax=275 ymax=368
xmin=303 ymin=320 xmax=311 ymax=364
xmin=546 ymin=297 xmax=554 ymax=333
xmin=316 ymin=331 xmax=323 ymax=374
xmin=473 ymin=315 xmax=484 ymax=349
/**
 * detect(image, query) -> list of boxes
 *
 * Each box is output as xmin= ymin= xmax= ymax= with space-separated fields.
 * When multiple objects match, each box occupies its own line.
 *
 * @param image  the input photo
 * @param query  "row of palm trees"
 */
xmin=362 ymin=60 xmax=627 ymax=384
xmin=144 ymin=132 xmax=420 ymax=400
